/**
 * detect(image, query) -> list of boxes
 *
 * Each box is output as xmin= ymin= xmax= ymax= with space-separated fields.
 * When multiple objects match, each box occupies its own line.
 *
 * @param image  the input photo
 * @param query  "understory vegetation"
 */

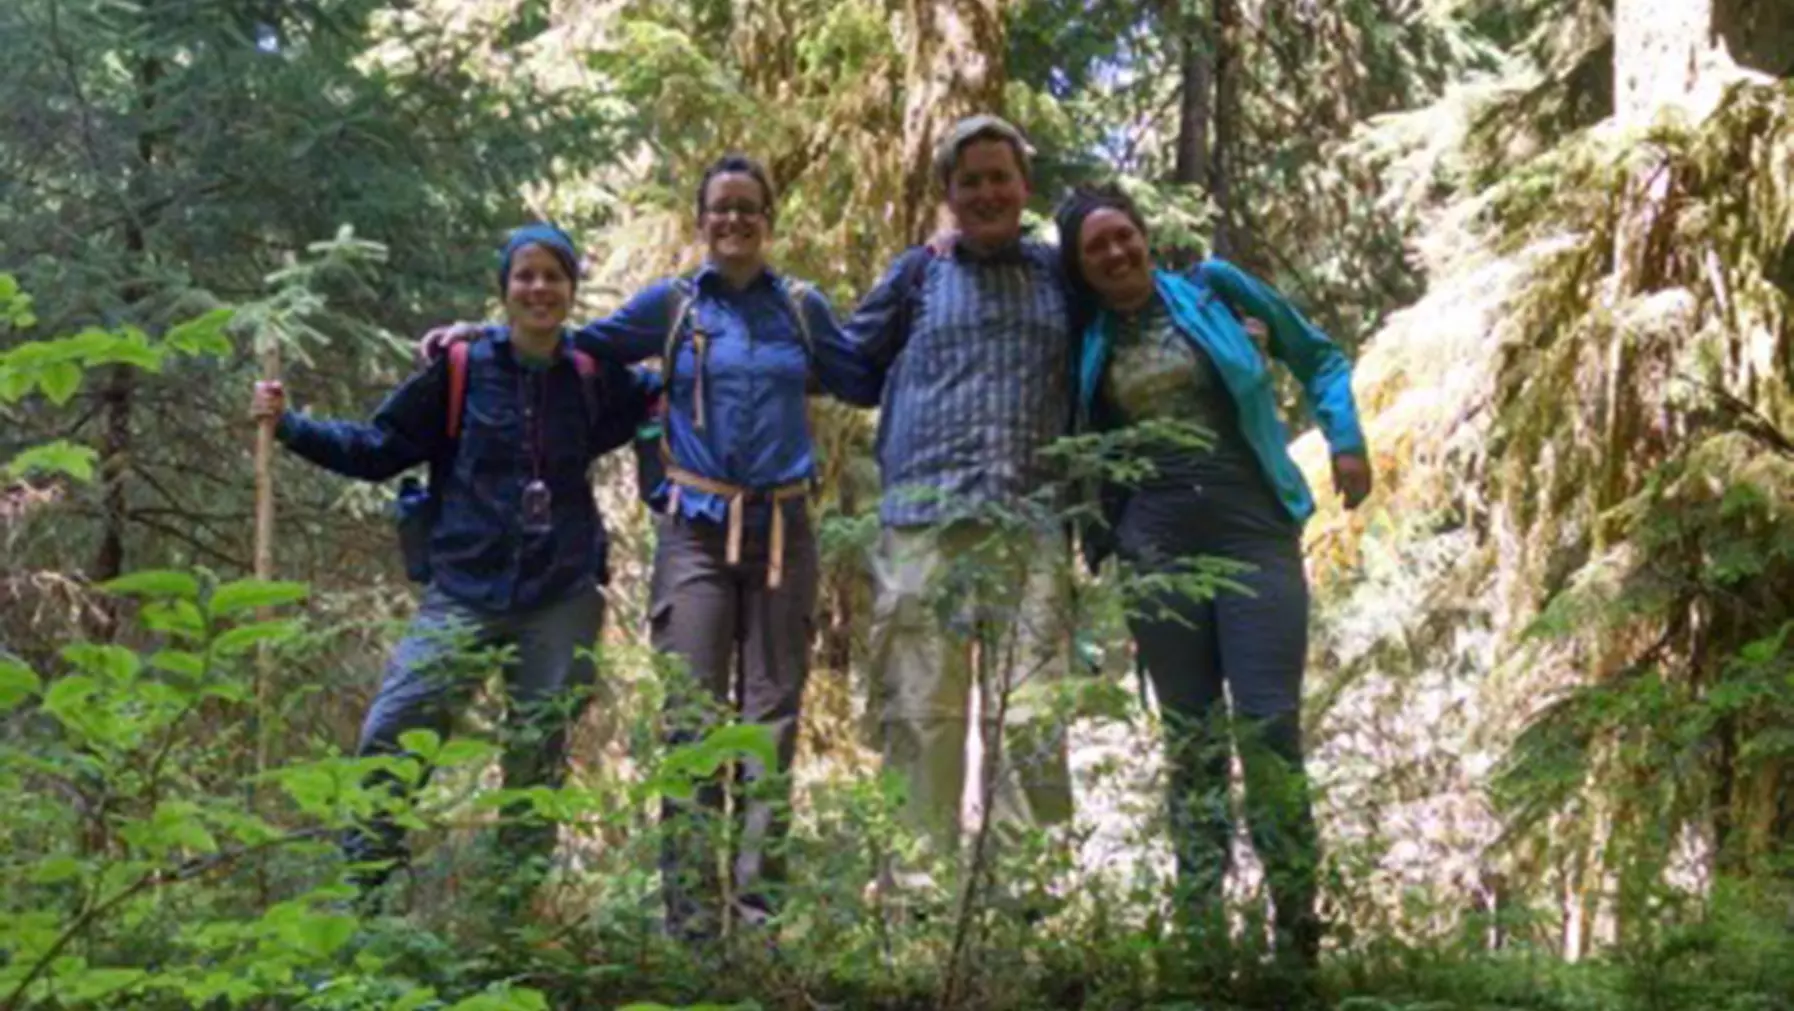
xmin=3 ymin=0 xmax=1791 ymax=1008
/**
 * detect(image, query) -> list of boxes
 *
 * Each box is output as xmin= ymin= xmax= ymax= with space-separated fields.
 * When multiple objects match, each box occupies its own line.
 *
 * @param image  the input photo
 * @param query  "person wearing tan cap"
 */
xmin=835 ymin=115 xmax=1077 ymax=893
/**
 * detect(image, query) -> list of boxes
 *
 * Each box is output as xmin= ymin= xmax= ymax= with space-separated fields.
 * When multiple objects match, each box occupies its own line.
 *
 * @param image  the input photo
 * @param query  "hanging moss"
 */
xmin=1302 ymin=78 xmax=1794 ymax=946
xmin=1481 ymin=80 xmax=1794 ymax=889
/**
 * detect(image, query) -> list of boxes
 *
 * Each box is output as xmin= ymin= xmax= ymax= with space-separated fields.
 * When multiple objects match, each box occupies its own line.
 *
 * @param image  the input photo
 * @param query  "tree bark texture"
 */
xmin=1172 ymin=2 xmax=1211 ymax=188
xmin=1208 ymin=0 xmax=1241 ymax=258
xmin=93 ymin=30 xmax=166 ymax=630
xmin=899 ymin=0 xmax=1007 ymax=245
xmin=1613 ymin=0 xmax=1727 ymax=130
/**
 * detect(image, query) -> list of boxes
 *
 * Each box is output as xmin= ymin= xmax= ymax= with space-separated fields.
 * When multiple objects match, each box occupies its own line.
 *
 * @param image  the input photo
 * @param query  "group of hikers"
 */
xmin=249 ymin=114 xmax=1371 ymax=964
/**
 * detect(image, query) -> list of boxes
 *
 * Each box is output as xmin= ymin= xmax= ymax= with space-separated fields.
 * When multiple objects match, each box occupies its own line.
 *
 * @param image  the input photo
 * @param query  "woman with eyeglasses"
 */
xmin=425 ymin=154 xmax=876 ymax=943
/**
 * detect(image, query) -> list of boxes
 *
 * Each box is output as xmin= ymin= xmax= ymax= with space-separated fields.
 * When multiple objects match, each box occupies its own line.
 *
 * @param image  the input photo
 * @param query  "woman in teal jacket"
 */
xmin=1057 ymin=185 xmax=1371 ymax=965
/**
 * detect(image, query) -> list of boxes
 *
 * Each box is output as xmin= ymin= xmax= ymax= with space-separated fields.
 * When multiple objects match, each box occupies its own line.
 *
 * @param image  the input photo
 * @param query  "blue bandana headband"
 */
xmin=498 ymin=223 xmax=580 ymax=293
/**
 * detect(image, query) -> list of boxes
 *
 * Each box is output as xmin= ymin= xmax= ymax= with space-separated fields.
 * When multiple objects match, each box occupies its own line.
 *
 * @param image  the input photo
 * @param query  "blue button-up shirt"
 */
xmin=276 ymin=329 xmax=657 ymax=613
xmin=568 ymin=263 xmax=879 ymax=525
xmin=840 ymin=239 xmax=1074 ymax=527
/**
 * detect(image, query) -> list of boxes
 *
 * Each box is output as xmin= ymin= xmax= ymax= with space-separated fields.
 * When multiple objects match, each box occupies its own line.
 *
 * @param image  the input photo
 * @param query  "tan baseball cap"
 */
xmin=933 ymin=114 xmax=1036 ymax=185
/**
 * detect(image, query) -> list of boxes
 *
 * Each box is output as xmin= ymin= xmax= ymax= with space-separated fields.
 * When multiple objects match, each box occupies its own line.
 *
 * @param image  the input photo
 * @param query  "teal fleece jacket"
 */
xmin=1075 ymin=261 xmax=1366 ymax=524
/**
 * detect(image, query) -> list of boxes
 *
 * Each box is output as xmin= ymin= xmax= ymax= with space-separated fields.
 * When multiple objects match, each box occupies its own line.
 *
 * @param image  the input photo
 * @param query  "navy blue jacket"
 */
xmin=276 ymin=329 xmax=657 ymax=613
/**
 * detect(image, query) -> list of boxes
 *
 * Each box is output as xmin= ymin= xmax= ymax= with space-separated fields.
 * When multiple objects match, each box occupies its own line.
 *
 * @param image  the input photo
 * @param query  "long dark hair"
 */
xmin=1054 ymin=183 xmax=1149 ymax=330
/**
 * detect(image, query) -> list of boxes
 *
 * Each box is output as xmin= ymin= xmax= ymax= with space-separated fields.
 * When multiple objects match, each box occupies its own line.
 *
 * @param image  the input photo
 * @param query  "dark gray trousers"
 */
xmin=1120 ymin=483 xmax=1320 ymax=959
xmin=344 ymin=583 xmax=604 ymax=893
xmin=652 ymin=505 xmax=817 ymax=938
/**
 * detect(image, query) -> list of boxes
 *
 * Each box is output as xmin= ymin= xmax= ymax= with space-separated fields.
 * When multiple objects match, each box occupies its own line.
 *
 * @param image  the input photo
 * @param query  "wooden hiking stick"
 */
xmin=252 ymin=340 xmax=281 ymax=774
xmin=247 ymin=337 xmax=282 ymax=905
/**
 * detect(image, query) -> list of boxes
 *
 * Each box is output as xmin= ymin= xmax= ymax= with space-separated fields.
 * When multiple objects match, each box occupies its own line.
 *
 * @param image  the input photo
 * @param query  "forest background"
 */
xmin=1 ymin=0 xmax=1792 ymax=1008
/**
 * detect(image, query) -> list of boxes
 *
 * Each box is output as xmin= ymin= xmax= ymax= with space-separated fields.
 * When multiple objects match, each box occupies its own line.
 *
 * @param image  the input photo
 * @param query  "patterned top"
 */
xmin=1101 ymin=297 xmax=1257 ymax=489
xmin=843 ymin=240 xmax=1074 ymax=527
xmin=1104 ymin=300 xmax=1231 ymax=429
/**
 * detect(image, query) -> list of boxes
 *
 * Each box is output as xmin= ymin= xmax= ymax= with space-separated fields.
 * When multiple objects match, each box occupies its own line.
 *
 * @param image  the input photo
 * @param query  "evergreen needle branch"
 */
xmin=123 ymin=511 xmax=248 ymax=571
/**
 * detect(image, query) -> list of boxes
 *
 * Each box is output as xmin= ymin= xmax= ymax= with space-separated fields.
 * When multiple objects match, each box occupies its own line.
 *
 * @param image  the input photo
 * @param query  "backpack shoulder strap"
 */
xmin=899 ymin=246 xmax=933 ymax=300
xmin=898 ymin=244 xmax=934 ymax=292
xmin=663 ymin=276 xmax=697 ymax=366
xmin=570 ymin=348 xmax=603 ymax=429
xmin=891 ymin=246 xmax=934 ymax=355
xmin=781 ymin=278 xmax=815 ymax=356
xmin=445 ymin=340 xmax=471 ymax=441
xmin=659 ymin=276 xmax=698 ymax=461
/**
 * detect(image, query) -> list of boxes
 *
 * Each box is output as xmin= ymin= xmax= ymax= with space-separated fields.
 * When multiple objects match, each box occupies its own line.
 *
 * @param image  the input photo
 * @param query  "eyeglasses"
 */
xmin=706 ymin=202 xmax=766 ymax=220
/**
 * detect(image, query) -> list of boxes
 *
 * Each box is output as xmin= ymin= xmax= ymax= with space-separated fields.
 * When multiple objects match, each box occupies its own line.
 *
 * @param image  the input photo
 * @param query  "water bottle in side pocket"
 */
xmin=395 ymin=475 xmax=436 ymax=583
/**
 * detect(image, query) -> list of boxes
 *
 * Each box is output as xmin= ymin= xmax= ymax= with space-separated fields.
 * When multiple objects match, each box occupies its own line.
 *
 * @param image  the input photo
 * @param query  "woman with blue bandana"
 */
xmin=424 ymin=155 xmax=879 ymax=942
xmin=251 ymin=223 xmax=659 ymax=908
xmin=1055 ymin=184 xmax=1372 ymax=967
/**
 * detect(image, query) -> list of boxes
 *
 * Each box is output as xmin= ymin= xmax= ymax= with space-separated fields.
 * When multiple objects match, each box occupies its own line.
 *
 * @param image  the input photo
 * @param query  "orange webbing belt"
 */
xmin=663 ymin=462 xmax=808 ymax=590
xmin=656 ymin=277 xmax=814 ymax=589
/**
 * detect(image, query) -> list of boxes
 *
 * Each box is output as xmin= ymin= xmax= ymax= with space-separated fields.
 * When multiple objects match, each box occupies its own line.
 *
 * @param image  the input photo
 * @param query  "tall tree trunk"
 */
xmin=899 ymin=0 xmax=1007 ymax=244
xmin=93 ymin=362 xmax=134 ymax=590
xmin=1607 ymin=3 xmax=1728 ymax=530
xmin=1208 ymin=0 xmax=1241 ymax=259
xmin=1596 ymin=0 xmax=1741 ymax=923
xmin=93 ymin=17 xmax=165 ymax=634
xmin=1172 ymin=2 xmax=1211 ymax=188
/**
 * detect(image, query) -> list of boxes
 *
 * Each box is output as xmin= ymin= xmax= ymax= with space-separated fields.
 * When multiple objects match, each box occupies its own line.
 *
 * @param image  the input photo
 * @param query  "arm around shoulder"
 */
xmin=572 ymin=279 xmax=683 ymax=364
xmin=1197 ymin=260 xmax=1366 ymax=456
xmin=833 ymin=247 xmax=933 ymax=395
xmin=586 ymin=362 xmax=662 ymax=458
xmin=801 ymin=283 xmax=887 ymax=407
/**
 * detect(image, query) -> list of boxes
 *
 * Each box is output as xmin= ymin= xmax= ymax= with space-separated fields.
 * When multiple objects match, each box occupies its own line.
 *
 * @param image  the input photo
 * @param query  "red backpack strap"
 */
xmin=570 ymin=348 xmax=601 ymax=429
xmin=445 ymin=341 xmax=471 ymax=440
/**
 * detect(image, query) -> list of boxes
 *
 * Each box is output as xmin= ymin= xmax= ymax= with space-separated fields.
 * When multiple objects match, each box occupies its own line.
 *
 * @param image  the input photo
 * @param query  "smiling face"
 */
xmin=700 ymin=171 xmax=771 ymax=271
xmin=502 ymin=244 xmax=574 ymax=337
xmin=1076 ymin=206 xmax=1155 ymax=311
xmin=944 ymin=138 xmax=1030 ymax=251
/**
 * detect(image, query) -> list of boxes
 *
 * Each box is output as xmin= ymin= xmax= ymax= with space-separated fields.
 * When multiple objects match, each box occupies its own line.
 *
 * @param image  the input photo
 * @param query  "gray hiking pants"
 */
xmin=343 ymin=582 xmax=604 ymax=890
xmin=651 ymin=505 xmax=817 ymax=938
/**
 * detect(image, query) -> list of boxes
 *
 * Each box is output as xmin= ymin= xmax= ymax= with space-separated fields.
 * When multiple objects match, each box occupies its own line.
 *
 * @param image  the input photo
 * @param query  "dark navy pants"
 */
xmin=344 ymin=582 xmax=604 ymax=892
xmin=1118 ymin=480 xmax=1320 ymax=957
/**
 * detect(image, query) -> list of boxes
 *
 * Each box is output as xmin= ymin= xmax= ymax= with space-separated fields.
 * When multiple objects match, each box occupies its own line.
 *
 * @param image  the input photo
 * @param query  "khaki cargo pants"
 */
xmin=869 ymin=521 xmax=1075 ymax=859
